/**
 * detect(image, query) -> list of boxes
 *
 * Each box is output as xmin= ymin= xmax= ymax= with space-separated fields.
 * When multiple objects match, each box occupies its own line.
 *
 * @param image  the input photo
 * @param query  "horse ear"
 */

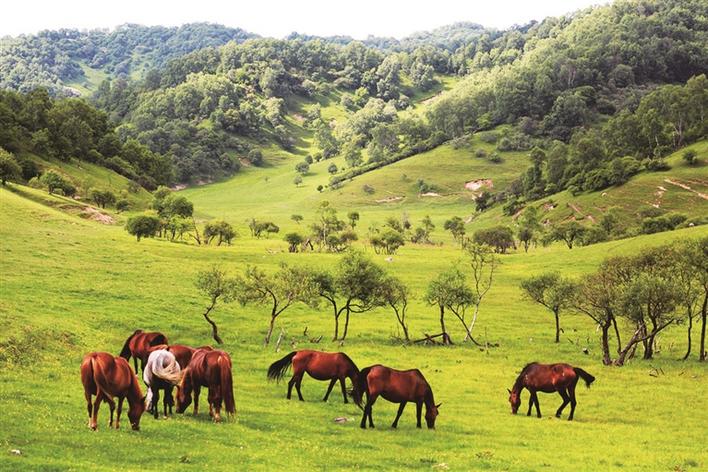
xmin=435 ymin=403 xmax=442 ymax=408
xmin=507 ymin=388 xmax=512 ymax=394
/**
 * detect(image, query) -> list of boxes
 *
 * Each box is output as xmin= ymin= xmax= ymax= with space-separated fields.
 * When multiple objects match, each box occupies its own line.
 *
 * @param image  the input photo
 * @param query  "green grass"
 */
xmin=1 ymin=180 xmax=707 ymax=471
xmin=64 ymin=63 xmax=109 ymax=96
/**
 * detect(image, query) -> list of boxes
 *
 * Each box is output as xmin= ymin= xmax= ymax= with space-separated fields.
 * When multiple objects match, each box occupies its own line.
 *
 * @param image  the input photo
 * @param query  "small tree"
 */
xmin=425 ymin=268 xmax=473 ymax=345
xmin=521 ymin=272 xmax=576 ymax=343
xmin=204 ymin=221 xmax=236 ymax=246
xmin=90 ymin=189 xmax=116 ymax=208
xmin=475 ymin=191 xmax=493 ymax=212
xmin=379 ymin=275 xmax=411 ymax=342
xmin=518 ymin=227 xmax=534 ymax=252
xmin=550 ymin=221 xmax=586 ymax=249
xmin=371 ymin=229 xmax=405 ymax=255
xmin=195 ymin=266 xmax=238 ymax=344
xmin=473 ymin=226 xmax=515 ymax=253
xmin=347 ymin=211 xmax=360 ymax=228
xmin=237 ymin=264 xmax=319 ymax=345
xmin=0 ymin=149 xmax=21 ymax=185
xmin=328 ymin=163 xmax=338 ymax=175
xmin=116 ymin=199 xmax=130 ymax=212
xmin=284 ymin=232 xmax=304 ymax=252
xmin=682 ymin=149 xmax=697 ymax=165
xmin=463 ymin=243 xmax=498 ymax=344
xmin=125 ymin=215 xmax=160 ymax=241
xmin=443 ymin=216 xmax=466 ymax=246
xmin=291 ymin=214 xmax=303 ymax=224
xmin=294 ymin=175 xmax=303 ymax=186
xmin=295 ymin=161 xmax=310 ymax=175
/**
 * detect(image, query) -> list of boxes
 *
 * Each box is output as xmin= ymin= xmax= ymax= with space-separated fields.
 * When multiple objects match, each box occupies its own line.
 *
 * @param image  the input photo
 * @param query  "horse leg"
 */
xmin=116 ymin=397 xmax=124 ymax=429
xmin=339 ymin=378 xmax=348 ymax=404
xmin=556 ymin=389 xmax=570 ymax=418
xmin=193 ymin=385 xmax=201 ymax=416
xmin=90 ymin=392 xmax=103 ymax=430
xmin=568 ymin=383 xmax=578 ymax=421
xmin=209 ymin=388 xmax=222 ymax=423
xmin=391 ymin=402 xmax=407 ymax=428
xmin=105 ymin=395 xmax=116 ymax=428
xmin=526 ymin=390 xmax=534 ymax=416
xmin=287 ymin=376 xmax=296 ymax=400
xmin=367 ymin=393 xmax=378 ymax=428
xmin=85 ymin=391 xmax=93 ymax=428
xmin=323 ymin=379 xmax=336 ymax=402
xmin=416 ymin=402 xmax=423 ymax=428
xmin=359 ymin=393 xmax=370 ymax=429
xmin=533 ymin=391 xmax=542 ymax=418
xmin=152 ymin=387 xmax=160 ymax=419
xmin=295 ymin=375 xmax=305 ymax=401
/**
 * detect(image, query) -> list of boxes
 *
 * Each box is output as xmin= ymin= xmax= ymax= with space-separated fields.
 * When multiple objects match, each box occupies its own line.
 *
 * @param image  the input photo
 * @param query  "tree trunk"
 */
xmin=439 ymin=305 xmax=452 ymax=345
xmin=554 ymin=309 xmax=560 ymax=343
xmin=202 ymin=303 xmax=223 ymax=344
xmin=612 ymin=315 xmax=622 ymax=354
xmin=341 ymin=308 xmax=351 ymax=341
xmin=264 ymin=314 xmax=276 ymax=346
xmin=700 ymin=292 xmax=707 ymax=362
xmin=643 ymin=333 xmax=655 ymax=360
xmin=600 ymin=323 xmax=612 ymax=365
xmin=683 ymin=307 xmax=693 ymax=361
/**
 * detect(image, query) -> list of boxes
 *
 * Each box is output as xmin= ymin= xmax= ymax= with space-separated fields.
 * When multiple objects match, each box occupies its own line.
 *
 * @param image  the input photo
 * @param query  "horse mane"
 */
xmin=340 ymin=352 xmax=359 ymax=374
xmin=513 ymin=362 xmax=538 ymax=391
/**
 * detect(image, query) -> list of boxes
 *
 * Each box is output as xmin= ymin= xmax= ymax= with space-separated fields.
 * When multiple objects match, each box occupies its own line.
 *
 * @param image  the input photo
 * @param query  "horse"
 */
xmin=267 ymin=350 xmax=359 ymax=403
xmin=147 ymin=344 xmax=214 ymax=370
xmin=143 ymin=349 xmax=182 ymax=418
xmin=176 ymin=348 xmax=235 ymax=422
xmin=353 ymin=365 xmax=441 ymax=429
xmin=80 ymin=352 xmax=146 ymax=431
xmin=119 ymin=329 xmax=168 ymax=374
xmin=507 ymin=362 xmax=595 ymax=421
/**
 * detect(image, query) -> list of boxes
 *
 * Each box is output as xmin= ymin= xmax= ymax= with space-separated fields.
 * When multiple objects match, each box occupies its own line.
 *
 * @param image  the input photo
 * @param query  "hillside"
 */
xmin=1 ymin=182 xmax=707 ymax=470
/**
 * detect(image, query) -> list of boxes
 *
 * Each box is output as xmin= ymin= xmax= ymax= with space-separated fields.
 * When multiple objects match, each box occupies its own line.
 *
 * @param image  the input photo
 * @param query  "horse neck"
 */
xmin=512 ymin=370 xmax=528 ymax=394
xmin=127 ymin=374 xmax=143 ymax=405
xmin=423 ymin=387 xmax=436 ymax=410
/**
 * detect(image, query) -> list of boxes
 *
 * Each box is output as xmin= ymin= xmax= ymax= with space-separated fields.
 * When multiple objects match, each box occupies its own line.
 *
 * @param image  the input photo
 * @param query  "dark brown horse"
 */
xmin=508 ymin=362 xmax=595 ymax=421
xmin=353 ymin=365 xmax=441 ymax=429
xmin=267 ymin=350 xmax=359 ymax=403
xmin=176 ymin=349 xmax=235 ymax=422
xmin=80 ymin=352 xmax=146 ymax=430
xmin=119 ymin=329 xmax=168 ymax=373
xmin=148 ymin=344 xmax=214 ymax=370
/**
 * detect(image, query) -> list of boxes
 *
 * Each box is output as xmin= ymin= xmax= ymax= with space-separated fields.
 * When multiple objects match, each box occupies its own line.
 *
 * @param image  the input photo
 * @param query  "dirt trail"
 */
xmin=664 ymin=178 xmax=708 ymax=200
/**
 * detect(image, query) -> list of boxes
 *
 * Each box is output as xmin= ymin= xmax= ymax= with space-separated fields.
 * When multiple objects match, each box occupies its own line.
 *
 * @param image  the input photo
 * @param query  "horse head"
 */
xmin=425 ymin=402 xmax=441 ymax=429
xmin=128 ymin=395 xmax=146 ymax=431
xmin=175 ymin=370 xmax=192 ymax=413
xmin=508 ymin=388 xmax=520 ymax=414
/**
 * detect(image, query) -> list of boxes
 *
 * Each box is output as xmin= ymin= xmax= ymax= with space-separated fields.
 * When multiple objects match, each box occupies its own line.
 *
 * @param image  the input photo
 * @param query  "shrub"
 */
xmin=643 ymin=158 xmax=670 ymax=171
xmin=478 ymin=131 xmax=498 ymax=144
xmin=475 ymin=149 xmax=487 ymax=158
xmin=0 ymin=149 xmax=21 ymax=185
xmin=362 ymin=184 xmax=375 ymax=194
xmin=116 ymin=199 xmax=130 ymax=212
xmin=682 ymin=149 xmax=698 ymax=165
xmin=125 ymin=214 xmax=161 ymax=241
xmin=488 ymin=152 xmax=502 ymax=163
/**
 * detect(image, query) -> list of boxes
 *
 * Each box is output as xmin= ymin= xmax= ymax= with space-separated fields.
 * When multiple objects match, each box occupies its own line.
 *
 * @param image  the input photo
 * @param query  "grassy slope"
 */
xmin=1 ymin=182 xmax=707 ymax=471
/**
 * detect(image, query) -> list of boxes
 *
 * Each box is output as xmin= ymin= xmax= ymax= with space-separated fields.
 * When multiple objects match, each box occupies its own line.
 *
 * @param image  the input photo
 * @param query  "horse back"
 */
xmin=82 ymin=352 xmax=136 ymax=397
xmin=367 ymin=365 xmax=430 ymax=402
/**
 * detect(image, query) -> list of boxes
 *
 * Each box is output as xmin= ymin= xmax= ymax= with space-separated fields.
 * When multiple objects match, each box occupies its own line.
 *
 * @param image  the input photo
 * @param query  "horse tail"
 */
xmin=119 ymin=329 xmax=142 ymax=359
xmin=219 ymin=355 xmax=236 ymax=416
xmin=80 ymin=354 xmax=97 ymax=397
xmin=267 ymin=351 xmax=296 ymax=382
xmin=148 ymin=350 xmax=182 ymax=385
xmin=574 ymin=367 xmax=595 ymax=388
xmin=352 ymin=366 xmax=372 ymax=408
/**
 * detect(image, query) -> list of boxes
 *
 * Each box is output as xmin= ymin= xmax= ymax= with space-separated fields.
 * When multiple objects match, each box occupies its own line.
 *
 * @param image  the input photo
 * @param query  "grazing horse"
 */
xmin=508 ymin=362 xmax=595 ymax=421
xmin=148 ymin=344 xmax=213 ymax=370
xmin=353 ymin=365 xmax=441 ymax=429
xmin=119 ymin=329 xmax=168 ymax=373
xmin=267 ymin=350 xmax=359 ymax=403
xmin=143 ymin=349 xmax=182 ymax=418
xmin=176 ymin=349 xmax=235 ymax=422
xmin=80 ymin=352 xmax=146 ymax=431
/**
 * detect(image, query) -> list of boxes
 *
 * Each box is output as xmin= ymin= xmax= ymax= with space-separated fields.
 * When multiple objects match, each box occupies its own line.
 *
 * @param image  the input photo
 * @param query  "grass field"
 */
xmin=1 ymin=178 xmax=707 ymax=471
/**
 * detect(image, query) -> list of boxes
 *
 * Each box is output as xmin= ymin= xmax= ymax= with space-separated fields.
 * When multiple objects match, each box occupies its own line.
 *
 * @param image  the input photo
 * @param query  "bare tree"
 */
xmin=463 ymin=243 xmax=499 ymax=345
xmin=195 ymin=266 xmax=237 ymax=344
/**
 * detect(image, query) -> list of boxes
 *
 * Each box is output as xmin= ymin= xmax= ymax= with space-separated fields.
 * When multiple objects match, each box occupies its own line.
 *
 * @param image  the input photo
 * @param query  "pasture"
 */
xmin=1 ymin=185 xmax=707 ymax=471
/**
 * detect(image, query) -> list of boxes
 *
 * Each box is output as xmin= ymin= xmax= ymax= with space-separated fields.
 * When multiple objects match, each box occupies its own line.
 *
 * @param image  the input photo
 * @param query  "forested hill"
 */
xmin=0 ymin=23 xmax=255 ymax=95
xmin=0 ymin=0 xmax=706 ymax=190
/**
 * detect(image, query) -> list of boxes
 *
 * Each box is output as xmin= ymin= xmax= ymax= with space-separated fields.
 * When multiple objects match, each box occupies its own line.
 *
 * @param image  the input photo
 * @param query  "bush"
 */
xmin=478 ymin=131 xmax=498 ymax=144
xmin=116 ymin=199 xmax=130 ymax=212
xmin=682 ymin=149 xmax=698 ymax=165
xmin=362 ymin=184 xmax=375 ymax=194
xmin=0 ymin=149 xmax=22 ymax=185
xmin=473 ymin=226 xmax=515 ymax=253
xmin=640 ymin=213 xmax=687 ymax=234
xmin=89 ymin=189 xmax=117 ymax=208
xmin=488 ymin=152 xmax=502 ymax=163
xmin=474 ymin=149 xmax=487 ymax=158
xmin=643 ymin=158 xmax=670 ymax=171
xmin=125 ymin=214 xmax=161 ymax=241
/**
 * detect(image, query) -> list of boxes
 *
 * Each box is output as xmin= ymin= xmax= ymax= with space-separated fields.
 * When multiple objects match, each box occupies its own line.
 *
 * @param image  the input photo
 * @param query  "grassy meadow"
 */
xmin=1 ymin=173 xmax=707 ymax=470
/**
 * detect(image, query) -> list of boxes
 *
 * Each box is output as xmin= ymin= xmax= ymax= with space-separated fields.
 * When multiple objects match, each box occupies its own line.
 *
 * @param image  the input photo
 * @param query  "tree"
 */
xmin=294 ymin=175 xmax=303 ymax=186
xmin=518 ymin=227 xmax=534 ymax=253
xmin=328 ymin=163 xmax=338 ymax=175
xmin=521 ymin=272 xmax=576 ymax=343
xmin=682 ymin=149 xmax=698 ymax=165
xmin=473 ymin=226 xmax=515 ymax=254
xmin=549 ymin=221 xmax=586 ymax=249
xmin=347 ymin=211 xmax=360 ymax=228
xmin=425 ymin=268 xmax=473 ymax=345
xmin=89 ymin=189 xmax=116 ymax=208
xmin=443 ymin=216 xmax=466 ymax=246
xmin=475 ymin=191 xmax=493 ymax=212
xmin=284 ymin=232 xmax=304 ymax=252
xmin=463 ymin=243 xmax=498 ymax=344
xmin=40 ymin=170 xmax=72 ymax=195
xmin=295 ymin=161 xmax=310 ymax=175
xmin=236 ymin=264 xmax=319 ymax=345
xmin=195 ymin=266 xmax=238 ymax=344
xmin=125 ymin=214 xmax=160 ymax=241
xmin=378 ymin=275 xmax=411 ymax=342
xmin=204 ymin=220 xmax=236 ymax=246
xmin=249 ymin=219 xmax=280 ymax=238
xmin=0 ymin=148 xmax=21 ymax=185
xmin=341 ymin=140 xmax=362 ymax=167
xmin=291 ymin=214 xmax=303 ymax=224
xmin=670 ymin=241 xmax=704 ymax=360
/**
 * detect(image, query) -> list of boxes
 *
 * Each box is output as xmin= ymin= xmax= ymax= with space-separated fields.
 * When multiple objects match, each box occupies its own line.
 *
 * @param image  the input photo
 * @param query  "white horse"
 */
xmin=143 ymin=349 xmax=182 ymax=418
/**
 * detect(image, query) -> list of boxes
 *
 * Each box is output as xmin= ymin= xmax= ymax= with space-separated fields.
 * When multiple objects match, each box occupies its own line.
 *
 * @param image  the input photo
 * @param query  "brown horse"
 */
xmin=176 ymin=349 xmax=235 ymax=422
xmin=80 ymin=352 xmax=146 ymax=431
xmin=148 ymin=344 xmax=214 ymax=370
xmin=508 ymin=362 xmax=595 ymax=421
xmin=353 ymin=365 xmax=441 ymax=429
xmin=119 ymin=329 xmax=168 ymax=373
xmin=267 ymin=350 xmax=359 ymax=403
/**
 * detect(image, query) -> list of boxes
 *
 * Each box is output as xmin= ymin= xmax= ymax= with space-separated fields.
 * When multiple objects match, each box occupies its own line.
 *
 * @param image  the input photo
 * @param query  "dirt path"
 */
xmin=664 ymin=178 xmax=708 ymax=200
